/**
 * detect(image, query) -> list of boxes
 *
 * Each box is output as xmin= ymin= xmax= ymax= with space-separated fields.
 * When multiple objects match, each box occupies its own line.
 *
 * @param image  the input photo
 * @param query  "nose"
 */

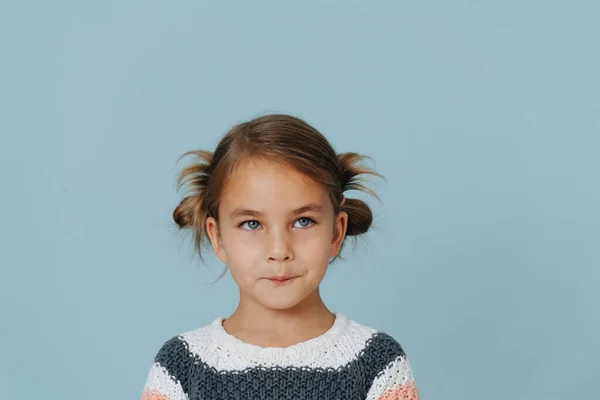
xmin=266 ymin=229 xmax=294 ymax=262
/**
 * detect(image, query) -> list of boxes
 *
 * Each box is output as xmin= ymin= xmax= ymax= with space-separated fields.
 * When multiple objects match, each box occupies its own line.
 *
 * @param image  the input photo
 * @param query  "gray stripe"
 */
xmin=154 ymin=335 xmax=195 ymax=392
xmin=155 ymin=332 xmax=406 ymax=400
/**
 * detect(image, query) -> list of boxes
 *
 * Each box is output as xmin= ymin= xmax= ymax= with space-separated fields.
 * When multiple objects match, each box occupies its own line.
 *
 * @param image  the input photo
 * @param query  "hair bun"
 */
xmin=337 ymin=152 xmax=383 ymax=236
xmin=342 ymin=197 xmax=373 ymax=236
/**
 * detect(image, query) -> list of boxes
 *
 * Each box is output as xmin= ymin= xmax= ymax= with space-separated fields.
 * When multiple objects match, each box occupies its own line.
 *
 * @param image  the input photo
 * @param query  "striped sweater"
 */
xmin=141 ymin=313 xmax=419 ymax=400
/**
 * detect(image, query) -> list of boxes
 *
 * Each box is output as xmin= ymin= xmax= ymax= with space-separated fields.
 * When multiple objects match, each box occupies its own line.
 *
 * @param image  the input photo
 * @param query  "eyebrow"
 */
xmin=228 ymin=203 xmax=324 ymax=220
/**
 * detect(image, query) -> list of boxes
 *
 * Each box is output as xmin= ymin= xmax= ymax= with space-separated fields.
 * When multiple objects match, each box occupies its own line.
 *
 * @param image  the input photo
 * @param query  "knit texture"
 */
xmin=141 ymin=313 xmax=419 ymax=400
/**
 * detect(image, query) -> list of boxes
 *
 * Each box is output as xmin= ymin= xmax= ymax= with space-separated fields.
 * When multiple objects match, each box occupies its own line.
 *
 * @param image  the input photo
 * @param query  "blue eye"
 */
xmin=240 ymin=220 xmax=261 ymax=230
xmin=294 ymin=217 xmax=314 ymax=228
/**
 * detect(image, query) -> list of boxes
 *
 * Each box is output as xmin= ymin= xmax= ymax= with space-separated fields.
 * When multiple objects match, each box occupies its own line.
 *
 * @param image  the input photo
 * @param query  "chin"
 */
xmin=257 ymin=294 xmax=307 ymax=311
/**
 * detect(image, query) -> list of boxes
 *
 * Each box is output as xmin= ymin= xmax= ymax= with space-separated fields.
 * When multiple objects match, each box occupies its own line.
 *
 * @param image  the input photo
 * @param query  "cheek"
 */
xmin=295 ymin=228 xmax=334 ymax=260
xmin=222 ymin=232 xmax=263 ymax=279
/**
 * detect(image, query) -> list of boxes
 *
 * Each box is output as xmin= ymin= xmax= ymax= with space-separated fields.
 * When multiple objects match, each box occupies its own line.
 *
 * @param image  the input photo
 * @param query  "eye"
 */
xmin=240 ymin=220 xmax=261 ymax=230
xmin=294 ymin=217 xmax=315 ymax=228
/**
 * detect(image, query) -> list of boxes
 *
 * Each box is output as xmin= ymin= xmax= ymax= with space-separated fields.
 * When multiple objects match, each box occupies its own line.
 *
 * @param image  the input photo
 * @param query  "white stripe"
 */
xmin=143 ymin=362 xmax=188 ymax=400
xmin=366 ymin=356 xmax=417 ymax=400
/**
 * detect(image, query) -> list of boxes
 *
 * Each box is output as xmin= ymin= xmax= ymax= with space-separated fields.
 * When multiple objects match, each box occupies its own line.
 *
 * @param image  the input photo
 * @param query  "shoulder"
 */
xmin=153 ymin=318 xmax=218 ymax=362
xmin=150 ymin=318 xmax=220 ymax=375
xmin=345 ymin=317 xmax=407 ymax=371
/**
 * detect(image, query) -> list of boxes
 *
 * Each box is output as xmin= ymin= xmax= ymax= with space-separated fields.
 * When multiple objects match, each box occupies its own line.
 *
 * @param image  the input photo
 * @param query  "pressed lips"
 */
xmin=266 ymin=275 xmax=297 ymax=284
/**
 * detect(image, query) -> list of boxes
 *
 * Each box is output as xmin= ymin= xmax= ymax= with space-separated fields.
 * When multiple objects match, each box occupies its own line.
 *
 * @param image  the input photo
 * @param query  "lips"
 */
xmin=267 ymin=276 xmax=296 ymax=284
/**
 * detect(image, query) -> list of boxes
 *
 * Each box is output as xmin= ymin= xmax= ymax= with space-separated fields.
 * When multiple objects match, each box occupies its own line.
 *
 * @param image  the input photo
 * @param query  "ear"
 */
xmin=330 ymin=211 xmax=348 ymax=257
xmin=205 ymin=216 xmax=228 ymax=263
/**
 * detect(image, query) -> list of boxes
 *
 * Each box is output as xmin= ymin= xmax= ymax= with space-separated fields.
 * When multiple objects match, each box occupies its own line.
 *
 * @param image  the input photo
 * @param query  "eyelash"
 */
xmin=239 ymin=217 xmax=316 ymax=231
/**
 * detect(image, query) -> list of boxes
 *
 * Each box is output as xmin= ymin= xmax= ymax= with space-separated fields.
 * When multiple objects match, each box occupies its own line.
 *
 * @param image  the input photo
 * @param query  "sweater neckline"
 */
xmin=209 ymin=313 xmax=349 ymax=362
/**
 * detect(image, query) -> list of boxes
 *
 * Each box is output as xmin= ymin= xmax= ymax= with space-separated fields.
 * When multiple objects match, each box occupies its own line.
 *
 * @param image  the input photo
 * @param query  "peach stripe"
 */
xmin=141 ymin=389 xmax=172 ymax=400
xmin=378 ymin=381 xmax=420 ymax=400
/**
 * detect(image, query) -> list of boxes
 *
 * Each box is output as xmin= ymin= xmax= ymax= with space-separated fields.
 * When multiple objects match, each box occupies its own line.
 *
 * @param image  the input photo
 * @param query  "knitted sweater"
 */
xmin=141 ymin=313 xmax=419 ymax=400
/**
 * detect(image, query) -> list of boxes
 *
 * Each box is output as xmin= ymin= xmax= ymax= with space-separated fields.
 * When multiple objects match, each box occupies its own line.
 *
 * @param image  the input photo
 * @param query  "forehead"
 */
xmin=220 ymin=158 xmax=330 ymax=209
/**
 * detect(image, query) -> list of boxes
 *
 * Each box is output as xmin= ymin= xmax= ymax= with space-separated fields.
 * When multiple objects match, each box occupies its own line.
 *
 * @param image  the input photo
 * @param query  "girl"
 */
xmin=141 ymin=114 xmax=420 ymax=400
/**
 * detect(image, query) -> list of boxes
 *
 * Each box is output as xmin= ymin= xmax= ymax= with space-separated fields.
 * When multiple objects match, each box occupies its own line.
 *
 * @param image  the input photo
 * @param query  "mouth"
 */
xmin=266 ymin=276 xmax=298 ymax=285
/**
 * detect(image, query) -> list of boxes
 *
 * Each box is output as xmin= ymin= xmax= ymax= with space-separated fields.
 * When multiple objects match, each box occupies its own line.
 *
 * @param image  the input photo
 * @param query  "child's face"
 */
xmin=206 ymin=158 xmax=348 ymax=311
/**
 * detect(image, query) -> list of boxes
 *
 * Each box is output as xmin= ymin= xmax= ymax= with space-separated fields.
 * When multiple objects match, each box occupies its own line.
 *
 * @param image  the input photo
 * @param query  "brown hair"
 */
xmin=173 ymin=114 xmax=383 ymax=264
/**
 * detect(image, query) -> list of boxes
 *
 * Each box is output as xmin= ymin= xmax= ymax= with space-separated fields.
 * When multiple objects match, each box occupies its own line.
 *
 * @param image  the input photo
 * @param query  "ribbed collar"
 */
xmin=207 ymin=313 xmax=350 ymax=364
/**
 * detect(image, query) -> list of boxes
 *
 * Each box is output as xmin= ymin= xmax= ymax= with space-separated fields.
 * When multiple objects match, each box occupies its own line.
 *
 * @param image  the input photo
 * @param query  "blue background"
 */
xmin=1 ymin=1 xmax=598 ymax=399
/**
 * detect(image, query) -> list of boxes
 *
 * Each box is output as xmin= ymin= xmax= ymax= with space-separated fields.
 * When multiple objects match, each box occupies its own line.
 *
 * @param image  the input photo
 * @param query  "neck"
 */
xmin=223 ymin=287 xmax=335 ymax=345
